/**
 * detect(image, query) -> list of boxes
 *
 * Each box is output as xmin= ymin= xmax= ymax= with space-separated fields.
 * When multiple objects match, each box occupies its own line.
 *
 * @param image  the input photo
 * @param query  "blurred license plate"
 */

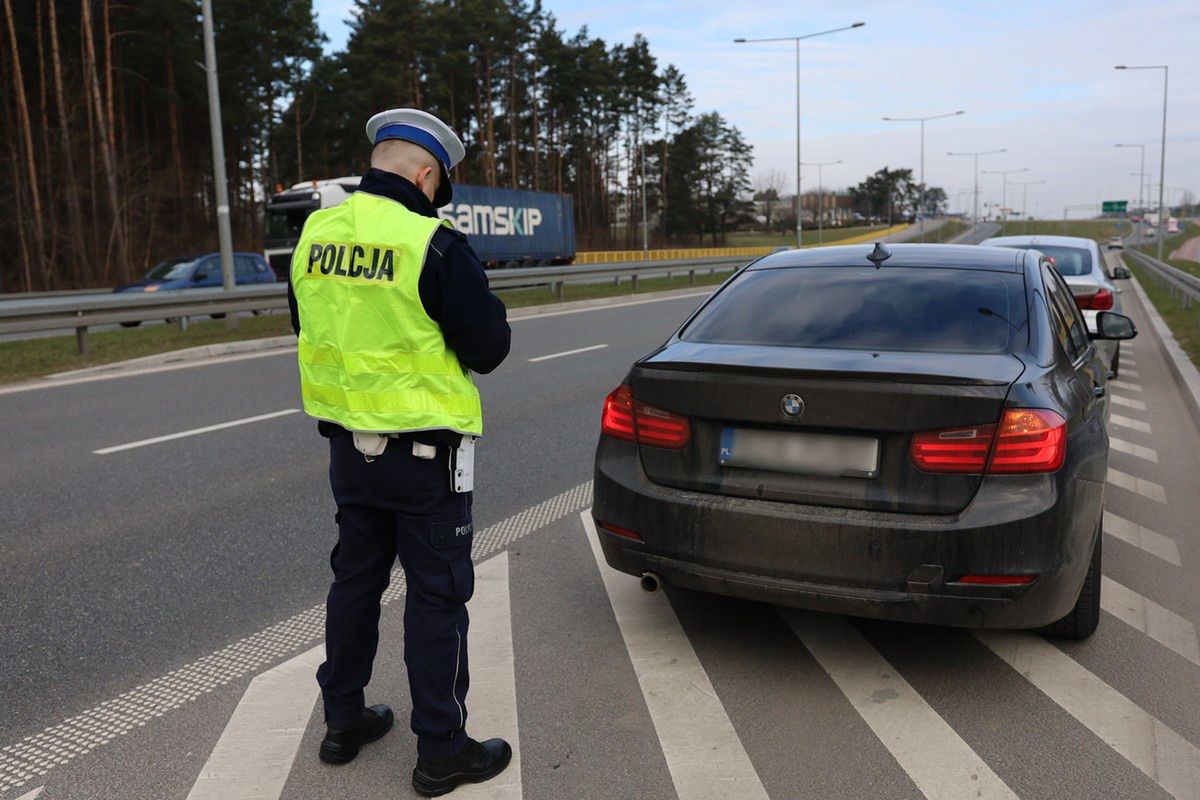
xmin=719 ymin=428 xmax=879 ymax=478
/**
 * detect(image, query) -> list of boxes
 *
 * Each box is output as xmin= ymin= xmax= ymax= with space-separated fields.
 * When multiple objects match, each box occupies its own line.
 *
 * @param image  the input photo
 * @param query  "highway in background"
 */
xmin=1 ymin=249 xmax=1199 ymax=799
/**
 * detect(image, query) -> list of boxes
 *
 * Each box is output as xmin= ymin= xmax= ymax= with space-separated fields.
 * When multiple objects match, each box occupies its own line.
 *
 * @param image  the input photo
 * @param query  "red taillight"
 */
xmin=910 ymin=409 xmax=1066 ymax=475
xmin=601 ymin=385 xmax=637 ymax=443
xmin=1075 ymin=288 xmax=1114 ymax=310
xmin=601 ymin=385 xmax=691 ymax=449
xmin=909 ymin=424 xmax=996 ymax=473
xmin=957 ymin=574 xmax=1036 ymax=585
xmin=988 ymin=408 xmax=1066 ymax=473
xmin=597 ymin=521 xmax=642 ymax=541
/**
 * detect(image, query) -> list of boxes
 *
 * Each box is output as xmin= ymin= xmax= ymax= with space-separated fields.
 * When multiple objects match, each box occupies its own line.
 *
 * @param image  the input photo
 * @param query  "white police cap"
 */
xmin=365 ymin=108 xmax=465 ymax=206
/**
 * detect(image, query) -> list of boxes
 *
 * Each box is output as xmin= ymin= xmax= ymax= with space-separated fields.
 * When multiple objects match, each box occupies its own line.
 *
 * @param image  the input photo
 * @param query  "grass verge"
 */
xmin=0 ymin=269 xmax=739 ymax=385
xmin=994 ymin=219 xmax=1132 ymax=243
xmin=1126 ymin=258 xmax=1200 ymax=369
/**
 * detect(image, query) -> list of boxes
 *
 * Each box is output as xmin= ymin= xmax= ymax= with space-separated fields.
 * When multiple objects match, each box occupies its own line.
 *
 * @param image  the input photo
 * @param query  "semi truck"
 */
xmin=264 ymin=178 xmax=576 ymax=277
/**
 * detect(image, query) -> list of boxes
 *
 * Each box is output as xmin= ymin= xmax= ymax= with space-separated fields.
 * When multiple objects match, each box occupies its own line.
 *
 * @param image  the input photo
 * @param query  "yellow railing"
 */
xmin=574 ymin=224 xmax=909 ymax=264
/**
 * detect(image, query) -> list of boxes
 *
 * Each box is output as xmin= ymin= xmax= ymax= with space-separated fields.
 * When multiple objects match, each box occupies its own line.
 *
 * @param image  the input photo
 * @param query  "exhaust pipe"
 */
xmin=640 ymin=572 xmax=662 ymax=593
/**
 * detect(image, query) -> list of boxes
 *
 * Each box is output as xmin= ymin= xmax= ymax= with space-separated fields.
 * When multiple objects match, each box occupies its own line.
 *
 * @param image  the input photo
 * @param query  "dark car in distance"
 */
xmin=591 ymin=243 xmax=1137 ymax=639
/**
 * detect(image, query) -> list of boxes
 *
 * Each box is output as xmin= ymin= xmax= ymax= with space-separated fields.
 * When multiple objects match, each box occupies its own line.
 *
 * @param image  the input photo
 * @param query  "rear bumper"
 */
xmin=593 ymin=438 xmax=1103 ymax=629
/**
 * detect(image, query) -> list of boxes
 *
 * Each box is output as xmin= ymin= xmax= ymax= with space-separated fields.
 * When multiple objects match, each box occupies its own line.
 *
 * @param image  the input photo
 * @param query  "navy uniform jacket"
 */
xmin=289 ymin=168 xmax=512 ymax=443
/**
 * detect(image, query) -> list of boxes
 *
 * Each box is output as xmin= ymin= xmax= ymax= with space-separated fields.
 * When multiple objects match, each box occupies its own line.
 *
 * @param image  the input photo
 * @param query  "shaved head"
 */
xmin=370 ymin=139 xmax=442 ymax=203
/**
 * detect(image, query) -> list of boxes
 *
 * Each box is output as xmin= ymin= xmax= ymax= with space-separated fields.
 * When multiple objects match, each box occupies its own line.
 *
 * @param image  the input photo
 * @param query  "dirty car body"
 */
xmin=591 ymin=243 xmax=1135 ymax=635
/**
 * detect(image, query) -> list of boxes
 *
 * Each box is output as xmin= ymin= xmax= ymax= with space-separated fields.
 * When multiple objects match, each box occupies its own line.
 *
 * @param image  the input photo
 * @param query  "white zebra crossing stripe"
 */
xmin=1123 ymin=369 xmax=1140 ymax=378
xmin=1109 ymin=414 xmax=1152 ymax=433
xmin=457 ymin=553 xmax=523 ymax=799
xmin=1105 ymin=512 xmax=1182 ymax=566
xmin=1108 ymin=436 xmax=1159 ymax=462
xmin=13 ymin=788 xmax=43 ymax=800
xmin=976 ymin=631 xmax=1200 ymax=800
xmin=1113 ymin=381 xmax=1143 ymax=392
xmin=1101 ymin=578 xmax=1200 ymax=666
xmin=784 ymin=610 xmax=1018 ymax=800
xmin=1110 ymin=394 xmax=1147 ymax=411
xmin=581 ymin=513 xmax=769 ymax=800
xmin=1107 ymin=468 xmax=1167 ymax=503
xmin=185 ymin=645 xmax=323 ymax=800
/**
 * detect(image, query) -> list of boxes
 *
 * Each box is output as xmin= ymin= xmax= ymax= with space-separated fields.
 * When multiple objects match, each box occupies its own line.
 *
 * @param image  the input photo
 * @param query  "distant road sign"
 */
xmin=1102 ymin=200 xmax=1128 ymax=213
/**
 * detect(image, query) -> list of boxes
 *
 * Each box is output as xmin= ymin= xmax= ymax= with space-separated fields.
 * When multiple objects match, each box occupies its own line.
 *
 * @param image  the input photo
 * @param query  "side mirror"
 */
xmin=1109 ymin=266 xmax=1132 ymax=280
xmin=1091 ymin=311 xmax=1137 ymax=340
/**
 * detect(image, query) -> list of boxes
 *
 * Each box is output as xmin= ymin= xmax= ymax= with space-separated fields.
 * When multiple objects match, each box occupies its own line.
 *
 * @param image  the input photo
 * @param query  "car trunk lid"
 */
xmin=631 ymin=342 xmax=1026 ymax=515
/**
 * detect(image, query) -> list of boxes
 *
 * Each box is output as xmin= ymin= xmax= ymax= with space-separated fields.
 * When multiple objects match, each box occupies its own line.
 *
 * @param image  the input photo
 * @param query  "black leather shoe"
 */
xmin=412 ymin=737 xmax=513 ymax=797
xmin=319 ymin=704 xmax=394 ymax=765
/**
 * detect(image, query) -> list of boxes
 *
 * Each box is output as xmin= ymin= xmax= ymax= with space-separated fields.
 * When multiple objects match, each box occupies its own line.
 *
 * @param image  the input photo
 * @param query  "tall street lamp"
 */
xmin=800 ymin=159 xmax=841 ymax=244
xmin=200 ymin=0 xmax=235 ymax=322
xmin=1009 ymin=179 xmax=1044 ymax=234
xmin=981 ymin=167 xmax=1028 ymax=227
xmin=882 ymin=110 xmax=964 ymax=241
xmin=1116 ymin=64 xmax=1168 ymax=260
xmin=735 ymin=21 xmax=866 ymax=249
xmin=948 ymin=148 xmax=1006 ymax=242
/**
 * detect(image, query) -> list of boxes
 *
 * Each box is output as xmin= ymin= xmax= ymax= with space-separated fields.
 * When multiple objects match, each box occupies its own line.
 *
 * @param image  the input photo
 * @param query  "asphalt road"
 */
xmin=2 ymin=252 xmax=1199 ymax=800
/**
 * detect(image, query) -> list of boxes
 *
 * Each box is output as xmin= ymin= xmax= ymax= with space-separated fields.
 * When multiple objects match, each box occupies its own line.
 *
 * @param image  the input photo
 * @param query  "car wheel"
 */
xmin=1040 ymin=525 xmax=1101 ymax=640
xmin=119 ymin=321 xmax=141 ymax=328
xmin=210 ymin=313 xmax=226 ymax=320
xmin=1110 ymin=348 xmax=1120 ymax=379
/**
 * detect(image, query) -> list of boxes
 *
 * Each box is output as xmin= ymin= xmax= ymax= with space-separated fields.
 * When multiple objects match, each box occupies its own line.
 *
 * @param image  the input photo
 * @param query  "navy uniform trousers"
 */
xmin=317 ymin=430 xmax=474 ymax=760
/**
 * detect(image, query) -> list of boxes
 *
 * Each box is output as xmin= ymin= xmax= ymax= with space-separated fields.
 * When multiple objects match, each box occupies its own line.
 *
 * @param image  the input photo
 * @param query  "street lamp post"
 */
xmin=734 ymin=21 xmax=865 ymax=249
xmin=800 ymin=159 xmax=841 ymax=244
xmin=1115 ymin=64 xmax=1168 ymax=260
xmin=200 ymin=0 xmax=235 ymax=318
xmin=1009 ymin=179 xmax=1044 ymax=234
xmin=882 ymin=110 xmax=964 ymax=241
xmin=947 ymin=148 xmax=1006 ymax=243
xmin=981 ymin=167 xmax=1028 ymax=228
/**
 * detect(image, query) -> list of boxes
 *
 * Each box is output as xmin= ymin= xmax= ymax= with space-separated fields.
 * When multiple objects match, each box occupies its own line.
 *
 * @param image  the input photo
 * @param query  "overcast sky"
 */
xmin=311 ymin=0 xmax=1197 ymax=218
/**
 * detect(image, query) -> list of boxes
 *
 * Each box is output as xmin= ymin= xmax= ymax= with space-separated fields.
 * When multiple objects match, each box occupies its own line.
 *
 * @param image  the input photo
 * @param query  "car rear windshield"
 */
xmin=681 ymin=266 xmax=1028 ymax=354
xmin=1000 ymin=244 xmax=1092 ymax=276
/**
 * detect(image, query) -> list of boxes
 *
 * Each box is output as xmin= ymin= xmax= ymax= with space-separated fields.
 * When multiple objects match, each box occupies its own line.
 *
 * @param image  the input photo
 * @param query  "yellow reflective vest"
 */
xmin=291 ymin=191 xmax=483 ymax=436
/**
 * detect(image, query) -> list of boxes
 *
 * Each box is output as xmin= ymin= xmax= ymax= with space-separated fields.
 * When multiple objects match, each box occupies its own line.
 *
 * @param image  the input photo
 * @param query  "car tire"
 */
xmin=119 ymin=321 xmax=141 ymax=328
xmin=1040 ymin=525 xmax=1101 ymax=640
xmin=210 ymin=313 xmax=226 ymax=320
xmin=1110 ymin=347 xmax=1120 ymax=379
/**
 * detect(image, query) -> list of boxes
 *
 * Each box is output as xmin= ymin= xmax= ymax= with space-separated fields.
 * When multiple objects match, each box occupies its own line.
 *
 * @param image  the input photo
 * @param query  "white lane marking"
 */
xmin=1110 ymin=414 xmax=1152 ymax=433
xmin=1105 ymin=512 xmax=1182 ymax=566
xmin=185 ymin=645 xmax=322 ymax=800
xmin=1123 ymin=369 xmax=1141 ymax=378
xmin=1124 ymin=357 xmax=1138 ymax=366
xmin=582 ymin=512 xmax=769 ymax=800
xmin=0 ymin=346 xmax=297 ymax=396
xmin=1113 ymin=381 xmax=1143 ymax=392
xmin=784 ymin=610 xmax=1018 ymax=800
xmin=1110 ymin=394 xmax=1147 ymax=411
xmin=508 ymin=290 xmax=713 ymax=323
xmin=0 ymin=482 xmax=592 ymax=796
xmin=457 ymin=553 xmax=522 ymax=799
xmin=977 ymin=631 xmax=1200 ymax=800
xmin=14 ymin=788 xmax=43 ymax=800
xmin=1107 ymin=468 xmax=1167 ymax=503
xmin=527 ymin=343 xmax=608 ymax=363
xmin=93 ymin=408 xmax=300 ymax=454
xmin=1109 ymin=436 xmax=1159 ymax=463
xmin=1101 ymin=577 xmax=1200 ymax=666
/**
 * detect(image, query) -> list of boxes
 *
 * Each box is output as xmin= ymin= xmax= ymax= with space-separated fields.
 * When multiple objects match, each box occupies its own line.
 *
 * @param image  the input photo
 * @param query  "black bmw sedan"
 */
xmin=591 ymin=243 xmax=1137 ymax=639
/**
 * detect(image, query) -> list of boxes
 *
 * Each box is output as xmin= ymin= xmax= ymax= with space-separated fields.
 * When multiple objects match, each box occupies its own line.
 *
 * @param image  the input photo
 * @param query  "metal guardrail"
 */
xmin=1124 ymin=248 xmax=1200 ymax=307
xmin=0 ymin=255 xmax=754 ymax=354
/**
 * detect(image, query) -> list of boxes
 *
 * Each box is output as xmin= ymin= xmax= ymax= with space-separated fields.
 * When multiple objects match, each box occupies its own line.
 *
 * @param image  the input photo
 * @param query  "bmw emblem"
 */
xmin=781 ymin=394 xmax=805 ymax=418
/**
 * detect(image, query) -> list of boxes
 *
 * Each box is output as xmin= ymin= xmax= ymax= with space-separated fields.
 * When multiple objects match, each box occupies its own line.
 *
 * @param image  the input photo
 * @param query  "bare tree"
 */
xmin=3 ymin=0 xmax=45 ymax=290
xmin=753 ymin=169 xmax=787 ymax=232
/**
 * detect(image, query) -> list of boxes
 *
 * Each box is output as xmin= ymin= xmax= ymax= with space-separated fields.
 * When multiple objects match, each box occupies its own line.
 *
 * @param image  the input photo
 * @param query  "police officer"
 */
xmin=288 ymin=108 xmax=512 ymax=797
